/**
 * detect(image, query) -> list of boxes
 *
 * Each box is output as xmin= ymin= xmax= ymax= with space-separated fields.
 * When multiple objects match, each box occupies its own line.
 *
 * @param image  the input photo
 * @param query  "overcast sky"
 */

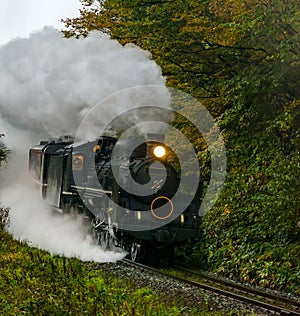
xmin=0 ymin=0 xmax=82 ymax=46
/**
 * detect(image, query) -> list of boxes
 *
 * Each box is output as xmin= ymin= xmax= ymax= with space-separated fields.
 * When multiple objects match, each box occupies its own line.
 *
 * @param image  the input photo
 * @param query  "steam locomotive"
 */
xmin=29 ymin=134 xmax=202 ymax=262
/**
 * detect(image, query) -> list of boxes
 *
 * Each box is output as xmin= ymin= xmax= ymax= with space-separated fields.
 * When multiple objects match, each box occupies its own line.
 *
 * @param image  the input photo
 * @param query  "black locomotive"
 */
xmin=29 ymin=134 xmax=202 ymax=262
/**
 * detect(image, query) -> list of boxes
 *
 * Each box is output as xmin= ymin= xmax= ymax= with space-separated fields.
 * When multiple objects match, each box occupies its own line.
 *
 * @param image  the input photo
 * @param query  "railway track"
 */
xmin=173 ymin=265 xmax=300 ymax=314
xmin=171 ymin=265 xmax=300 ymax=315
xmin=123 ymin=259 xmax=300 ymax=316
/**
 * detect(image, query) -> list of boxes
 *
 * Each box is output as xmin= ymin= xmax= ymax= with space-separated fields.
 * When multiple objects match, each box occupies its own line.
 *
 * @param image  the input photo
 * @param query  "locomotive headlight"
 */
xmin=153 ymin=145 xmax=166 ymax=158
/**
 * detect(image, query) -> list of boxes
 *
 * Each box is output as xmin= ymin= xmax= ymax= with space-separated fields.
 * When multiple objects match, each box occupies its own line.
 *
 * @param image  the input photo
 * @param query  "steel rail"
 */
xmin=123 ymin=259 xmax=300 ymax=316
xmin=174 ymin=265 xmax=300 ymax=312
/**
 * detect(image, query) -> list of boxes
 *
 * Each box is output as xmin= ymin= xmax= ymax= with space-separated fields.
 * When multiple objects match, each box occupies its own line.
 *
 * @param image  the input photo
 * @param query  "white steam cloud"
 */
xmin=0 ymin=26 xmax=167 ymax=140
xmin=0 ymin=27 xmax=169 ymax=262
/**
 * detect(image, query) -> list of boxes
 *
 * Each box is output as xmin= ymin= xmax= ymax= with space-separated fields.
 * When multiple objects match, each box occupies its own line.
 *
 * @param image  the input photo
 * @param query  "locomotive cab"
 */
xmin=29 ymin=136 xmax=74 ymax=199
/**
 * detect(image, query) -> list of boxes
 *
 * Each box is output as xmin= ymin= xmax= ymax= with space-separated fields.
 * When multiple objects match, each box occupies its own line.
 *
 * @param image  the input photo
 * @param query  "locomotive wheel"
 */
xmin=100 ymin=230 xmax=109 ymax=250
xmin=91 ymin=226 xmax=100 ymax=245
xmin=91 ymin=219 xmax=105 ymax=247
xmin=130 ymin=240 xmax=141 ymax=262
xmin=108 ymin=233 xmax=115 ymax=251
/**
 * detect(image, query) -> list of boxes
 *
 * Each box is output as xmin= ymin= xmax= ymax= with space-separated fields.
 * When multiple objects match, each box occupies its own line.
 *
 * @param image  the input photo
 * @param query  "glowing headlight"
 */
xmin=153 ymin=145 xmax=166 ymax=158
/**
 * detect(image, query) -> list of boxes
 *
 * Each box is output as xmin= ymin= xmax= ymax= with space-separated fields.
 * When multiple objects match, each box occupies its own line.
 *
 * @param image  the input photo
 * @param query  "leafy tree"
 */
xmin=62 ymin=1 xmax=300 ymax=124
xmin=62 ymin=1 xmax=265 ymax=108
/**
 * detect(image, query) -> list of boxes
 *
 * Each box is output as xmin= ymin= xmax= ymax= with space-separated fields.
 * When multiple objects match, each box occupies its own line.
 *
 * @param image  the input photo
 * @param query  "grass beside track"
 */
xmin=0 ymin=208 xmax=234 ymax=316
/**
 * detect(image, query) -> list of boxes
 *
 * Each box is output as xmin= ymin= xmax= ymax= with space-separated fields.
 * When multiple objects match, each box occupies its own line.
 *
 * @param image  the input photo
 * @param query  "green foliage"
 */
xmin=202 ymin=135 xmax=300 ymax=294
xmin=61 ymin=0 xmax=300 ymax=294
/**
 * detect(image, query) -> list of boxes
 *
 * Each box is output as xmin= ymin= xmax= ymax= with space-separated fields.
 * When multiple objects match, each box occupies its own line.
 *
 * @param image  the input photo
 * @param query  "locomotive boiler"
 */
xmin=29 ymin=133 xmax=202 ymax=262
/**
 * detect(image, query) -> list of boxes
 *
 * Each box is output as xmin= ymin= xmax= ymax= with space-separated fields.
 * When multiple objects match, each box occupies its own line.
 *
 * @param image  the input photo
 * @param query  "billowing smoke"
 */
xmin=0 ymin=27 xmax=169 ymax=262
xmin=0 ymin=26 xmax=168 ymax=140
